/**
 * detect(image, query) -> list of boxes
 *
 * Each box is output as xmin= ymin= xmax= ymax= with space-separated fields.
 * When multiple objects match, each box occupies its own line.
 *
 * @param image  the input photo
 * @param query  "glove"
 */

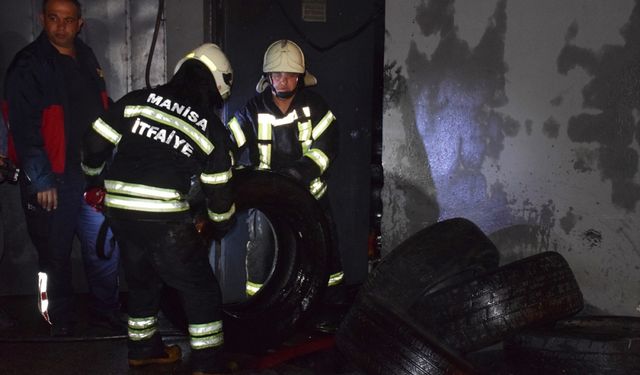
xmin=84 ymin=186 xmax=106 ymax=212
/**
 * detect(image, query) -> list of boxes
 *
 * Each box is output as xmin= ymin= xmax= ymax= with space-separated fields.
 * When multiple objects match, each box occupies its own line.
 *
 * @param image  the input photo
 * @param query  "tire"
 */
xmin=161 ymin=169 xmax=331 ymax=353
xmin=223 ymin=169 xmax=332 ymax=352
xmin=409 ymin=251 xmax=584 ymax=352
xmin=361 ymin=218 xmax=500 ymax=310
xmin=336 ymin=294 xmax=478 ymax=375
xmin=504 ymin=316 xmax=640 ymax=375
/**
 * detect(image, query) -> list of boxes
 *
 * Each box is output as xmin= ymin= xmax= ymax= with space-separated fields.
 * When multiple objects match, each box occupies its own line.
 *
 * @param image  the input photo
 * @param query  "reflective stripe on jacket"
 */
xmin=82 ymin=87 xmax=235 ymax=225
xmin=228 ymin=89 xmax=338 ymax=199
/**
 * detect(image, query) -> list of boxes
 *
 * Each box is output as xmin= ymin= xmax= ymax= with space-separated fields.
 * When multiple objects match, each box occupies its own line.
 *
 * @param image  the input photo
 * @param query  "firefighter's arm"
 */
xmin=200 ymin=121 xmax=236 ymax=239
xmin=5 ymin=53 xmax=55 ymax=192
xmin=81 ymin=103 xmax=122 ymax=187
xmin=226 ymin=103 xmax=260 ymax=168
xmin=287 ymin=107 xmax=339 ymax=185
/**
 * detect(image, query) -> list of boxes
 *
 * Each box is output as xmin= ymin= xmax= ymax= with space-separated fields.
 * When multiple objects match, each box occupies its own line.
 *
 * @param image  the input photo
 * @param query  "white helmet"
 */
xmin=256 ymin=40 xmax=317 ymax=93
xmin=174 ymin=43 xmax=233 ymax=100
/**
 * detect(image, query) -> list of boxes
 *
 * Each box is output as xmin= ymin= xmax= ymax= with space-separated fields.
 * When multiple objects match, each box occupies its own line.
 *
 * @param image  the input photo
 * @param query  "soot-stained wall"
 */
xmin=384 ymin=0 xmax=640 ymax=315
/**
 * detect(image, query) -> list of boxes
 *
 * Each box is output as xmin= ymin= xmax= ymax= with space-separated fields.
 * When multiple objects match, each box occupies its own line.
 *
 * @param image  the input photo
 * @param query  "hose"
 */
xmin=145 ymin=0 xmax=165 ymax=89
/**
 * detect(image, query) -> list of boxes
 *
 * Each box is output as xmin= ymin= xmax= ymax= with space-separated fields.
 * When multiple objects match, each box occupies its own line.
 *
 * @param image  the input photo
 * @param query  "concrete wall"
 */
xmin=383 ymin=0 xmax=640 ymax=316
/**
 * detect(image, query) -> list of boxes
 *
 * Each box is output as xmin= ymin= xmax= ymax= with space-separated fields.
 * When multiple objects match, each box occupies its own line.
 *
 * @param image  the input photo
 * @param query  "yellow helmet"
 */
xmin=174 ymin=43 xmax=233 ymax=100
xmin=256 ymin=40 xmax=317 ymax=93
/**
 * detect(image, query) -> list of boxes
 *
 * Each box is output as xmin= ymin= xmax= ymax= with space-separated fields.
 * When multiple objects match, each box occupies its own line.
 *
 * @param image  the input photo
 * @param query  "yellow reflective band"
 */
xmin=105 ymin=195 xmax=189 ymax=212
xmin=186 ymin=52 xmax=219 ymax=74
xmin=302 ymin=106 xmax=311 ymax=117
xmin=246 ymin=281 xmax=262 ymax=296
xmin=124 ymin=105 xmax=214 ymax=154
xmin=227 ymin=117 xmax=246 ymax=147
xmin=93 ymin=118 xmax=122 ymax=145
xmin=128 ymin=316 xmax=157 ymax=329
xmin=257 ymin=114 xmax=273 ymax=141
xmin=129 ymin=327 xmax=157 ymax=341
xmin=310 ymin=178 xmax=326 ymax=200
xmin=105 ymin=180 xmax=183 ymax=200
xmin=258 ymin=144 xmax=271 ymax=169
xmin=189 ymin=321 xmax=223 ymax=336
xmin=328 ymin=272 xmax=344 ymax=286
xmin=304 ymin=148 xmax=329 ymax=173
xmin=312 ymin=110 xmax=336 ymax=140
xmin=272 ymin=111 xmax=298 ymax=126
xmin=128 ymin=316 xmax=157 ymax=341
xmin=190 ymin=332 xmax=224 ymax=349
xmin=200 ymin=169 xmax=232 ymax=185
xmin=298 ymin=120 xmax=312 ymax=141
xmin=208 ymin=203 xmax=235 ymax=222
xmin=301 ymin=140 xmax=312 ymax=153
xmin=81 ymin=162 xmax=105 ymax=176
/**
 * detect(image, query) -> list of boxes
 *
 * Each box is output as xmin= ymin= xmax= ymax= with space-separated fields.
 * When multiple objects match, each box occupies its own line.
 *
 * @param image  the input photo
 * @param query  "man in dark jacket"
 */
xmin=227 ymin=40 xmax=345 ymax=331
xmin=3 ymin=0 xmax=121 ymax=336
xmin=82 ymin=43 xmax=235 ymax=375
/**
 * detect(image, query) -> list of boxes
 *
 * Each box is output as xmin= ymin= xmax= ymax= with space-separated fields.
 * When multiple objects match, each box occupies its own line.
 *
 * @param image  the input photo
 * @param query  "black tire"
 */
xmin=504 ymin=316 xmax=640 ymax=375
xmin=161 ymin=169 xmax=331 ymax=353
xmin=224 ymin=169 xmax=332 ymax=352
xmin=336 ymin=294 xmax=478 ymax=375
xmin=409 ymin=251 xmax=584 ymax=352
xmin=361 ymin=218 xmax=500 ymax=310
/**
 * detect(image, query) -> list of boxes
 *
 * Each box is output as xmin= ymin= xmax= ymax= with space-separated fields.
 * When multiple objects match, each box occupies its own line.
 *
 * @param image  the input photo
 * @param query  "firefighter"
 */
xmin=227 ymin=39 xmax=345 ymax=331
xmin=82 ymin=43 xmax=235 ymax=375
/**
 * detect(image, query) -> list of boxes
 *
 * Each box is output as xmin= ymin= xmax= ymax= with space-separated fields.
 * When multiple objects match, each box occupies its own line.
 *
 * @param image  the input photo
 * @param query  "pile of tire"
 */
xmin=335 ymin=218 xmax=640 ymax=374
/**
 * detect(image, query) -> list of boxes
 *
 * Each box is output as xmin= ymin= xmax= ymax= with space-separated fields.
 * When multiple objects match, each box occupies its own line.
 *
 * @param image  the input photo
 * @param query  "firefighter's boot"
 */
xmin=128 ymin=344 xmax=182 ymax=367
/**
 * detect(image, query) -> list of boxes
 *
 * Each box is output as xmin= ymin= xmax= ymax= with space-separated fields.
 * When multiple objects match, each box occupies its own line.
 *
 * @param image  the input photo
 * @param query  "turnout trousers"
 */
xmin=109 ymin=218 xmax=225 ymax=373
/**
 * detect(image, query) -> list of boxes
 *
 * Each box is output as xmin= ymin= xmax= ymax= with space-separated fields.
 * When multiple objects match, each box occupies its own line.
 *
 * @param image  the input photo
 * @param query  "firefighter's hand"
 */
xmin=84 ymin=186 xmax=106 ymax=212
xmin=37 ymin=188 xmax=58 ymax=211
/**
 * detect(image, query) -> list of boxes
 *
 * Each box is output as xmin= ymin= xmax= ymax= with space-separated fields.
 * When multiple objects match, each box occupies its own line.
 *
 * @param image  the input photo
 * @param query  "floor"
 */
xmin=0 ymin=294 xmax=364 ymax=375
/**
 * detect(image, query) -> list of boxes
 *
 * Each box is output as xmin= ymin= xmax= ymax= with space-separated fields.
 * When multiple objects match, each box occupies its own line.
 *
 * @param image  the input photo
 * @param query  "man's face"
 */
xmin=40 ymin=0 xmax=83 ymax=52
xmin=270 ymin=72 xmax=299 ymax=94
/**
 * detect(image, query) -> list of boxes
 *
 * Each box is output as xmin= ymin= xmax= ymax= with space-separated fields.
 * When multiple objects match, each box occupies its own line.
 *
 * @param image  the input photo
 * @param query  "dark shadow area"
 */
xmin=0 ymin=294 xmax=364 ymax=375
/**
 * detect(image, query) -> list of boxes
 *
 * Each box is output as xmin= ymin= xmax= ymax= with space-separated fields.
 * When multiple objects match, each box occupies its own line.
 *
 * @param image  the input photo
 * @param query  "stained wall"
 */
xmin=383 ymin=0 xmax=640 ymax=315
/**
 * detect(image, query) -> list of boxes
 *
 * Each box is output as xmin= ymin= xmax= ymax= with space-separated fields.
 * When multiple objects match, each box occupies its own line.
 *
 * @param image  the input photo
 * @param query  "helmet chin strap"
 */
xmin=269 ymin=75 xmax=297 ymax=99
xmin=274 ymin=89 xmax=295 ymax=99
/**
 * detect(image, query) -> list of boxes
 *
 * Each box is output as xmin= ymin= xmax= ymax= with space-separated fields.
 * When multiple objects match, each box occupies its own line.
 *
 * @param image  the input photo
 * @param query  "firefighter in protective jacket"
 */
xmin=82 ymin=43 xmax=234 ymax=374
xmin=227 ymin=40 xmax=344 ymax=319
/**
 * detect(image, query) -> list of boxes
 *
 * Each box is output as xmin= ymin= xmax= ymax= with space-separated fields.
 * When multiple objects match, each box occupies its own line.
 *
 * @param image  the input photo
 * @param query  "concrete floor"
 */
xmin=0 ymin=295 xmax=364 ymax=375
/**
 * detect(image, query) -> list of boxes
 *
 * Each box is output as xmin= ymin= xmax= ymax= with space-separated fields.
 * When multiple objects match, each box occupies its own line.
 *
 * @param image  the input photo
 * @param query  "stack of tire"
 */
xmin=335 ymin=218 xmax=640 ymax=374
